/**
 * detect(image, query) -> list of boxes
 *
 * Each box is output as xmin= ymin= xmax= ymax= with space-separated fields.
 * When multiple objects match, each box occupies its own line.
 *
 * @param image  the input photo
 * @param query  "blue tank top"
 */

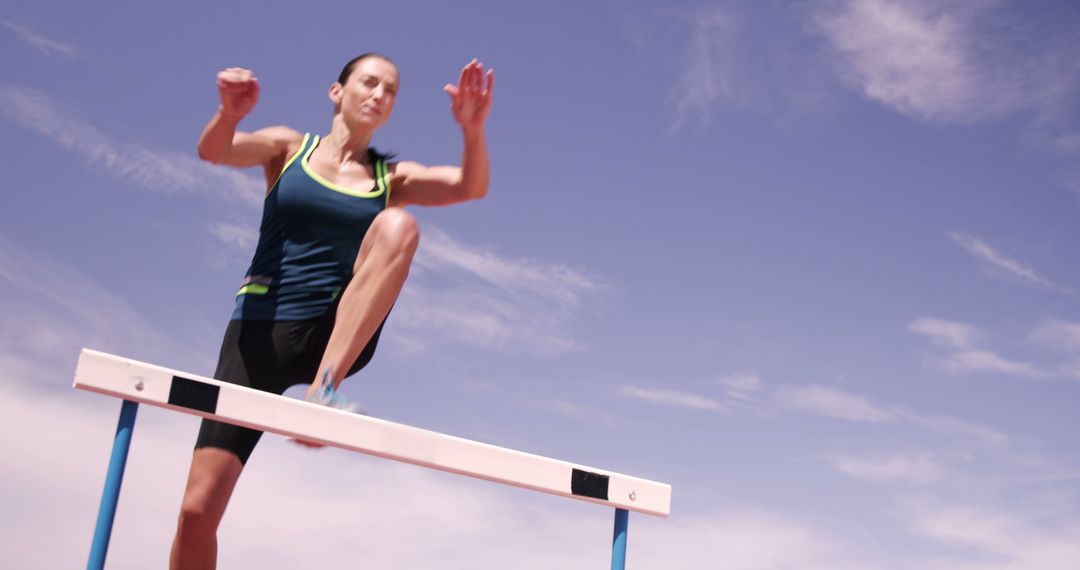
xmin=232 ymin=133 xmax=391 ymax=320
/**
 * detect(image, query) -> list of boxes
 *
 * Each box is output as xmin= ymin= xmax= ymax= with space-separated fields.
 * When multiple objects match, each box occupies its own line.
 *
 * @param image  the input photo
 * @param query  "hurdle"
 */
xmin=74 ymin=349 xmax=671 ymax=568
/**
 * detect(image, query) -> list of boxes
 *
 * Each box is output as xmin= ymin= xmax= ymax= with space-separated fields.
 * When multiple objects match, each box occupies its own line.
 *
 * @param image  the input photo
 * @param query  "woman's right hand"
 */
xmin=217 ymin=67 xmax=259 ymax=120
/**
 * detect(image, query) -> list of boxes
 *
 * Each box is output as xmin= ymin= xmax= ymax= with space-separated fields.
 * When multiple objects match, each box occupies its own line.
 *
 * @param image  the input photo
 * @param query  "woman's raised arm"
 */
xmin=197 ymin=68 xmax=301 ymax=169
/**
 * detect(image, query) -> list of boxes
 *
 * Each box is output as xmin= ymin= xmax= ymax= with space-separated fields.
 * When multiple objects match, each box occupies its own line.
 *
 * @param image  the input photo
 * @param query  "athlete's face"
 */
xmin=331 ymin=57 xmax=399 ymax=129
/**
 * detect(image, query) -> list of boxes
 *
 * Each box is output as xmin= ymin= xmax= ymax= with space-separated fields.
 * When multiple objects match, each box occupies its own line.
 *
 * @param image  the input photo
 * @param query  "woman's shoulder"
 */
xmin=253 ymin=125 xmax=304 ymax=141
xmin=253 ymin=126 xmax=305 ymax=153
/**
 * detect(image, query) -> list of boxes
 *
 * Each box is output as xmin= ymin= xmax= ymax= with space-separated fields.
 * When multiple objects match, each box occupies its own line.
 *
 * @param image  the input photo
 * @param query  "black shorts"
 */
xmin=194 ymin=310 xmax=385 ymax=464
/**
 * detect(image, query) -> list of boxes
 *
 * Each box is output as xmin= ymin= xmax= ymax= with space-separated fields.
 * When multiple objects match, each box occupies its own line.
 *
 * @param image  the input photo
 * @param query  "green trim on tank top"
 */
xmin=301 ymin=135 xmax=391 ymax=199
xmin=376 ymin=155 xmax=391 ymax=206
xmin=269 ymin=132 xmax=310 ymax=191
xmin=236 ymin=283 xmax=269 ymax=296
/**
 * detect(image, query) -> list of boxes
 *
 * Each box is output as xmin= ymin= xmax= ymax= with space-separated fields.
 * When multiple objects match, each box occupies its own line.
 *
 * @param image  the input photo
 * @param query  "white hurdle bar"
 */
xmin=74 ymin=349 xmax=671 ymax=568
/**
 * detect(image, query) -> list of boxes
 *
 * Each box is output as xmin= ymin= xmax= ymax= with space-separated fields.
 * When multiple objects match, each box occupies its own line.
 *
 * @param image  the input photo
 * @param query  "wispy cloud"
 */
xmin=712 ymin=370 xmax=762 ymax=400
xmin=667 ymin=7 xmax=740 ymax=131
xmin=771 ymin=384 xmax=1008 ymax=445
xmin=775 ymin=385 xmax=895 ymax=422
xmin=208 ymin=221 xmax=258 ymax=251
xmin=814 ymin=0 xmax=1080 ymax=195
xmin=909 ymin=317 xmax=980 ymax=350
xmin=624 ymin=6 xmax=818 ymax=132
xmin=816 ymin=0 xmax=988 ymax=123
xmin=900 ymin=411 xmax=1007 ymax=447
xmin=910 ymin=316 xmax=1054 ymax=380
xmin=830 ymin=452 xmax=945 ymax=484
xmin=619 ymin=386 xmax=727 ymax=412
xmin=948 ymin=232 xmax=1073 ymax=294
xmin=0 ymin=84 xmax=264 ymax=208
xmin=940 ymin=350 xmax=1052 ymax=379
xmin=1062 ymin=361 xmax=1080 ymax=382
xmin=0 ymin=239 xmax=204 ymax=379
xmin=395 ymin=228 xmax=600 ymax=356
xmin=813 ymin=0 xmax=1080 ymax=126
xmin=2 ymin=20 xmax=81 ymax=60
xmin=414 ymin=227 xmax=599 ymax=305
xmin=0 ymin=83 xmax=264 ymax=256
xmin=1031 ymin=319 xmax=1080 ymax=353
xmin=624 ymin=373 xmax=1007 ymax=446
xmin=909 ymin=503 xmax=1080 ymax=570
xmin=527 ymin=399 xmax=618 ymax=429
xmin=616 ymin=370 xmax=760 ymax=415
xmin=636 ymin=509 xmax=866 ymax=570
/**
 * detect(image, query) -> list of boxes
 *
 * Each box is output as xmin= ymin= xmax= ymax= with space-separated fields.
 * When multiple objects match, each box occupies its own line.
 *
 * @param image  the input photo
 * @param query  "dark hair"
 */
xmin=337 ymin=52 xmax=397 ymax=85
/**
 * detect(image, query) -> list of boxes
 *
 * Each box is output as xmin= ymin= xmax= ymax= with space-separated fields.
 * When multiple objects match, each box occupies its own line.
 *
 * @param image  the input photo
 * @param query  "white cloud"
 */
xmin=910 ymin=504 xmax=1080 ymax=570
xmin=816 ymin=0 xmax=1080 ymax=175
xmin=623 ymin=374 xmax=1006 ymax=448
xmin=666 ymin=8 xmax=741 ymax=131
xmin=1062 ymin=361 xmax=1080 ymax=382
xmin=713 ymin=370 xmax=762 ymax=400
xmin=941 ymin=350 xmax=1052 ymax=379
xmin=0 ymin=84 xmax=264 ymax=209
xmin=910 ymin=315 xmax=1058 ymax=381
xmin=614 ymin=372 xmax=762 ymax=415
xmin=2 ymin=20 xmax=81 ymax=59
xmin=901 ymin=412 xmax=1008 ymax=447
xmin=635 ymin=509 xmax=868 ymax=570
xmin=413 ymin=227 xmax=599 ymax=306
xmin=909 ymin=317 xmax=980 ymax=349
xmin=625 ymin=4 xmax=843 ymax=131
xmin=775 ymin=385 xmax=895 ymax=422
xmin=1031 ymin=320 xmax=1080 ymax=353
xmin=397 ymin=228 xmax=600 ymax=356
xmin=948 ymin=232 xmax=1073 ymax=294
xmin=816 ymin=0 xmax=988 ymax=122
xmin=208 ymin=221 xmax=259 ymax=251
xmin=775 ymin=385 xmax=1009 ymax=446
xmin=619 ymin=386 xmax=727 ymax=412
xmin=830 ymin=452 xmax=945 ymax=484
xmin=395 ymin=282 xmax=584 ymax=355
xmin=0 ymin=238 xmax=202 ymax=376
xmin=527 ymin=400 xmax=618 ymax=429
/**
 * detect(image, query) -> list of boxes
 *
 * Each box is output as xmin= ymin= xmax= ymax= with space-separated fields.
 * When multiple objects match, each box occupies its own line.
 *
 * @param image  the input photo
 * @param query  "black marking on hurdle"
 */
xmin=167 ymin=376 xmax=219 ymax=414
xmin=571 ymin=468 xmax=610 ymax=500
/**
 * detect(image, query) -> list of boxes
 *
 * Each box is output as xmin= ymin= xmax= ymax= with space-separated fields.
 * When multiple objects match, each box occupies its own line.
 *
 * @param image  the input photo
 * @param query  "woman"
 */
xmin=170 ymin=54 xmax=493 ymax=569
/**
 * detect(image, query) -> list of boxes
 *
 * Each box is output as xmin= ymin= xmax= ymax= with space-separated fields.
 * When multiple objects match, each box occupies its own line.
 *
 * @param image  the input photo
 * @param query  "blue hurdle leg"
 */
xmin=611 ymin=508 xmax=629 ymax=569
xmin=88 ymin=399 xmax=139 ymax=570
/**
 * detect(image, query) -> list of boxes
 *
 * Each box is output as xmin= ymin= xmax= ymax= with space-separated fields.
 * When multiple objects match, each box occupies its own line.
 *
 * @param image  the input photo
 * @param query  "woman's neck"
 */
xmin=325 ymin=117 xmax=374 ymax=164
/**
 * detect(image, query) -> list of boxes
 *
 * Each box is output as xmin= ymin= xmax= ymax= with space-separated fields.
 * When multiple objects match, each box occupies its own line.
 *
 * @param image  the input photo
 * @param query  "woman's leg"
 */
xmin=169 ymin=448 xmax=244 ymax=570
xmin=171 ymin=319 xmax=276 ymax=567
xmin=308 ymin=207 xmax=419 ymax=394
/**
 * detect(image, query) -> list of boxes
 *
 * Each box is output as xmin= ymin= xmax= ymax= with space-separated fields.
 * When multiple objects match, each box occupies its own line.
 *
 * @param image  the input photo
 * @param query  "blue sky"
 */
xmin=2 ymin=0 xmax=1080 ymax=568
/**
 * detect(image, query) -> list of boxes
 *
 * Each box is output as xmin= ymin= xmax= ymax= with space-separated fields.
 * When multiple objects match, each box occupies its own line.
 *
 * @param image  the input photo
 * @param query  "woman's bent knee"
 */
xmin=373 ymin=208 xmax=420 ymax=255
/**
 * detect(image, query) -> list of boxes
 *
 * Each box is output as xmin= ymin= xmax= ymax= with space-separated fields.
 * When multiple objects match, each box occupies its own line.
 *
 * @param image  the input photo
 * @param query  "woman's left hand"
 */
xmin=444 ymin=59 xmax=494 ymax=132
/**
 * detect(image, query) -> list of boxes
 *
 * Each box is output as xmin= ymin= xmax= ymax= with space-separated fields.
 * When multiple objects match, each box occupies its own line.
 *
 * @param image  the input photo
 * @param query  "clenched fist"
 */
xmin=217 ymin=67 xmax=260 ymax=120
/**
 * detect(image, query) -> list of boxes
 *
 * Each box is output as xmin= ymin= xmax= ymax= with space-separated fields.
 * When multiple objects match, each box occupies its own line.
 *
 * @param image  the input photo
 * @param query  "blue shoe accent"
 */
xmin=305 ymin=368 xmax=360 ymax=413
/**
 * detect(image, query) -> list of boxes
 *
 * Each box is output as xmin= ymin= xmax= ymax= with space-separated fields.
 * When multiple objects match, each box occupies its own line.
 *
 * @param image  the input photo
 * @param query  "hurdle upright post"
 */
xmin=87 ymin=398 xmax=139 ymax=570
xmin=611 ymin=508 xmax=629 ymax=569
